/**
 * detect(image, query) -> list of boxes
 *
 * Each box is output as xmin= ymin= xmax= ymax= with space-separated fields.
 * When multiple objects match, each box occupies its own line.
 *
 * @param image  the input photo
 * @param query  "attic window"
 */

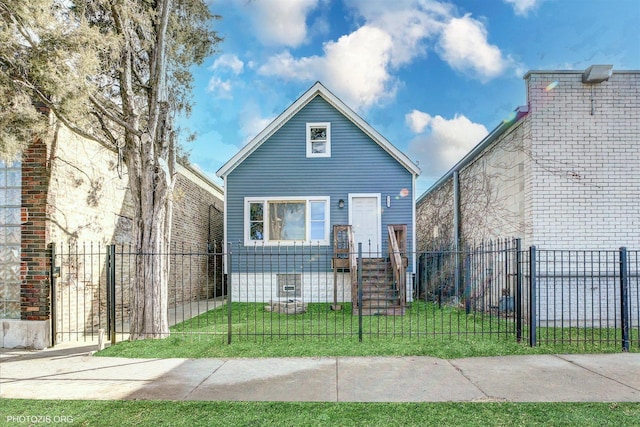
xmin=306 ymin=122 xmax=331 ymax=158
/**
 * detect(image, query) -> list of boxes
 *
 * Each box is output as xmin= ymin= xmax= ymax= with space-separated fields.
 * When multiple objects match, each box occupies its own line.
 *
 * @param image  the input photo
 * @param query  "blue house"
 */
xmin=217 ymin=82 xmax=421 ymax=313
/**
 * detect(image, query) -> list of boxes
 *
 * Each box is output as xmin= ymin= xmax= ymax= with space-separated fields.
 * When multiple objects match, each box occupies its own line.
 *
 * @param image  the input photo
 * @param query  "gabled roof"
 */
xmin=216 ymin=82 xmax=421 ymax=178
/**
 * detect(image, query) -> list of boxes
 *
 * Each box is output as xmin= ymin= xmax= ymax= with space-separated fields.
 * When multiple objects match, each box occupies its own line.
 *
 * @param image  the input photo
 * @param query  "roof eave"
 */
xmin=316 ymin=86 xmax=421 ymax=176
xmin=216 ymin=82 xmax=421 ymax=178
xmin=216 ymin=83 xmax=325 ymax=178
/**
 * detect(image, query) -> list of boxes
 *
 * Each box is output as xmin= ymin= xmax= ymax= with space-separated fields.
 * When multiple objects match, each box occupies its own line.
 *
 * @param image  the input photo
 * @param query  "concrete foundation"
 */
xmin=1 ymin=319 xmax=51 ymax=349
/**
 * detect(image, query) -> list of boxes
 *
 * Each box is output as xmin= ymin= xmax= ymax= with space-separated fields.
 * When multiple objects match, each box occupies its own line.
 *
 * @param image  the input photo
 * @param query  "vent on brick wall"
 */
xmin=583 ymin=65 xmax=613 ymax=116
xmin=277 ymin=274 xmax=302 ymax=298
xmin=582 ymin=65 xmax=613 ymax=84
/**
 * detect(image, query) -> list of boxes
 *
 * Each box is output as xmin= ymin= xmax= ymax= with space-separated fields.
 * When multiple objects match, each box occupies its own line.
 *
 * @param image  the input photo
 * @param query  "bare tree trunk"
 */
xmin=124 ymin=0 xmax=175 ymax=340
xmin=128 ymin=125 xmax=175 ymax=339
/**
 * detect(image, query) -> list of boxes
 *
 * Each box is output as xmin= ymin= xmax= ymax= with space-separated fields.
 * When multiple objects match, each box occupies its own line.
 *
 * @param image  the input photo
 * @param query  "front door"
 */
xmin=349 ymin=193 xmax=381 ymax=256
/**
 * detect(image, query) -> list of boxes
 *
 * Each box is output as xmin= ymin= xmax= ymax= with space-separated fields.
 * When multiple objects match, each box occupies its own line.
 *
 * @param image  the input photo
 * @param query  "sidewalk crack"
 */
xmin=555 ymin=355 xmax=640 ymax=393
xmin=447 ymin=360 xmax=492 ymax=401
xmin=183 ymin=360 xmax=227 ymax=400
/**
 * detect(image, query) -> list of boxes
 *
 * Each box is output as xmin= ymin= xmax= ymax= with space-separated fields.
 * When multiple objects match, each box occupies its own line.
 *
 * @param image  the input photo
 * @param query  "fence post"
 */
xmin=358 ymin=242 xmax=363 ymax=343
xmin=464 ymin=251 xmax=471 ymax=314
xmin=227 ymin=242 xmax=233 ymax=345
xmin=620 ymin=247 xmax=630 ymax=352
xmin=515 ymin=239 xmax=522 ymax=343
xmin=106 ymin=244 xmax=116 ymax=345
xmin=529 ymin=246 xmax=537 ymax=347
xmin=49 ymin=243 xmax=57 ymax=347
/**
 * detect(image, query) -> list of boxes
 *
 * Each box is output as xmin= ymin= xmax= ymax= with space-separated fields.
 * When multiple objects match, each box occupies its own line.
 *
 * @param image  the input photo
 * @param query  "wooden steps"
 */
xmin=332 ymin=224 xmax=407 ymax=317
xmin=353 ymin=258 xmax=405 ymax=316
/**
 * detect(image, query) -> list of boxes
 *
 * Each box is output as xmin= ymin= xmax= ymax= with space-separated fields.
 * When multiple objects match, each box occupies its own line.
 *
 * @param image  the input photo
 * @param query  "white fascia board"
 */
xmin=216 ymin=83 xmax=325 ymax=178
xmin=216 ymin=81 xmax=421 ymax=178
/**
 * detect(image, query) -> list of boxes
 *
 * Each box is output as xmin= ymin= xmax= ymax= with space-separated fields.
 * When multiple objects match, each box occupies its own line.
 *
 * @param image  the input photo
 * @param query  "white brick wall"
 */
xmin=231 ymin=272 xmax=352 ymax=303
xmin=526 ymin=71 xmax=640 ymax=249
xmin=417 ymin=70 xmax=640 ymax=251
xmin=48 ymin=125 xmax=132 ymax=245
xmin=230 ymin=271 xmax=414 ymax=304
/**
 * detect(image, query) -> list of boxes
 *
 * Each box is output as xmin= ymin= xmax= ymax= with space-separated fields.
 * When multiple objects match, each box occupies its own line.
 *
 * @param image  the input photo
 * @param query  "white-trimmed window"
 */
xmin=306 ymin=122 xmax=331 ymax=157
xmin=245 ymin=196 xmax=330 ymax=245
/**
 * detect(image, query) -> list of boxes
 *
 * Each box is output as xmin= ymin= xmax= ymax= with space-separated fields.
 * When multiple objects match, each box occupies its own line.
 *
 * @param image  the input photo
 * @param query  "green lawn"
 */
xmin=2 ymin=400 xmax=640 ymax=427
xmin=98 ymin=301 xmax=635 ymax=359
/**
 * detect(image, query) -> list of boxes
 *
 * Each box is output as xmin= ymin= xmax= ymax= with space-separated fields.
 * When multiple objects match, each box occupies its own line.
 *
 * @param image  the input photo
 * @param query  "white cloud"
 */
xmin=437 ymin=14 xmax=508 ymax=81
xmin=345 ymin=1 xmax=510 ymax=81
xmin=256 ymin=1 xmax=448 ymax=109
xmin=350 ymin=3 xmax=442 ymax=68
xmin=255 ymin=1 xmax=511 ymax=110
xmin=503 ymin=0 xmax=540 ymax=16
xmin=320 ymin=26 xmax=396 ymax=107
xmin=259 ymin=25 xmax=396 ymax=109
xmin=238 ymin=102 xmax=275 ymax=146
xmin=245 ymin=0 xmax=320 ymax=47
xmin=407 ymin=112 xmax=488 ymax=177
xmin=257 ymin=51 xmax=316 ymax=81
xmin=405 ymin=109 xmax=432 ymax=133
xmin=206 ymin=77 xmax=233 ymax=99
xmin=211 ymin=54 xmax=244 ymax=75
xmin=348 ymin=2 xmax=511 ymax=82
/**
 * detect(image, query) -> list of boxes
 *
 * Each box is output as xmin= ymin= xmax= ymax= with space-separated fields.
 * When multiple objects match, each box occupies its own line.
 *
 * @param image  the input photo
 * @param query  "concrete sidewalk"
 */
xmin=1 ymin=344 xmax=639 ymax=402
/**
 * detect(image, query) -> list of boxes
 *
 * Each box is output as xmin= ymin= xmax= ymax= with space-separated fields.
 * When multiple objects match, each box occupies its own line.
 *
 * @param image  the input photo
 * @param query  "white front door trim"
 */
xmin=348 ymin=193 xmax=381 ymax=256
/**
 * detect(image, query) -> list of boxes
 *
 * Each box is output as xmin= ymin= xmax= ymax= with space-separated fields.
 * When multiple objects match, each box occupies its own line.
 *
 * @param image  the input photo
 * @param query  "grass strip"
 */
xmin=2 ymin=401 xmax=640 ymax=427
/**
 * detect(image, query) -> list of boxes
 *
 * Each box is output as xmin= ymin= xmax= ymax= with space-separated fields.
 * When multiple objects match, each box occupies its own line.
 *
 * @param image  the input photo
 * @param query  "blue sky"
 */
xmin=181 ymin=0 xmax=640 ymax=196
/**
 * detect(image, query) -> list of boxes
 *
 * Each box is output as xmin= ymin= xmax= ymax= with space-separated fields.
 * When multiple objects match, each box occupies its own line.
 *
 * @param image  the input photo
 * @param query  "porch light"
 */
xmin=338 ymin=199 xmax=345 ymax=209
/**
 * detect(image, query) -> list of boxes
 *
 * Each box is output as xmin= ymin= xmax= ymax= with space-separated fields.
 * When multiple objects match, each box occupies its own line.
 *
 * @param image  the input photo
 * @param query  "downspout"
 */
xmin=222 ymin=176 xmax=228 ymax=275
xmin=453 ymin=170 xmax=461 ymax=301
xmin=411 ymin=172 xmax=418 ymax=302
xmin=208 ymin=204 xmax=213 ymax=247
xmin=208 ymin=203 xmax=223 ymax=251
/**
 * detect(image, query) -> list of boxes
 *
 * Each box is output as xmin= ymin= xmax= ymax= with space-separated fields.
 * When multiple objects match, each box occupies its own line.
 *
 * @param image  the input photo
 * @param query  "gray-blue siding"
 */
xmin=226 ymin=96 xmax=415 ymax=272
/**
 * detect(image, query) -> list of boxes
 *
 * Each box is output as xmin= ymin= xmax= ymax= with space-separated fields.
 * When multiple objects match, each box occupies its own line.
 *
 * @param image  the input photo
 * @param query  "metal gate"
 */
xmin=50 ymin=242 xmax=226 ymax=345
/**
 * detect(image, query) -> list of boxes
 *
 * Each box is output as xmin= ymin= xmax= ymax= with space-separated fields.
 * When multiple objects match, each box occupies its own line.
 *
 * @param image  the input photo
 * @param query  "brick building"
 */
xmin=416 ymin=66 xmax=640 ymax=250
xmin=0 ymin=121 xmax=223 ymax=348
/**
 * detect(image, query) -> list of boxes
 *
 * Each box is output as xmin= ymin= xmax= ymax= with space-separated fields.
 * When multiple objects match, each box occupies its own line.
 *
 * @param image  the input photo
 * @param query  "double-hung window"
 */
xmin=245 ymin=197 xmax=329 ymax=245
xmin=306 ymin=122 xmax=331 ymax=157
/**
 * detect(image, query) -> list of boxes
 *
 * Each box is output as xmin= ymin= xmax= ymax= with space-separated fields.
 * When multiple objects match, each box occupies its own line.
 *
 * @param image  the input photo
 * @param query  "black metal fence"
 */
xmin=50 ymin=242 xmax=225 ymax=344
xmin=50 ymin=240 xmax=639 ymax=351
xmin=531 ymin=246 xmax=638 ymax=351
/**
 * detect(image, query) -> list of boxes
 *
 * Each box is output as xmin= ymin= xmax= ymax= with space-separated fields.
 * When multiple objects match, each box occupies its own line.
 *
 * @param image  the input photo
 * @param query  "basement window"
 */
xmin=277 ymin=274 xmax=302 ymax=298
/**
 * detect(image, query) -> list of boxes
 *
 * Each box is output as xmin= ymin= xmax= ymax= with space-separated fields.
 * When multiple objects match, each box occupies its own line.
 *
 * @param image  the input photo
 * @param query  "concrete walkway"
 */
xmin=1 ymin=344 xmax=639 ymax=402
